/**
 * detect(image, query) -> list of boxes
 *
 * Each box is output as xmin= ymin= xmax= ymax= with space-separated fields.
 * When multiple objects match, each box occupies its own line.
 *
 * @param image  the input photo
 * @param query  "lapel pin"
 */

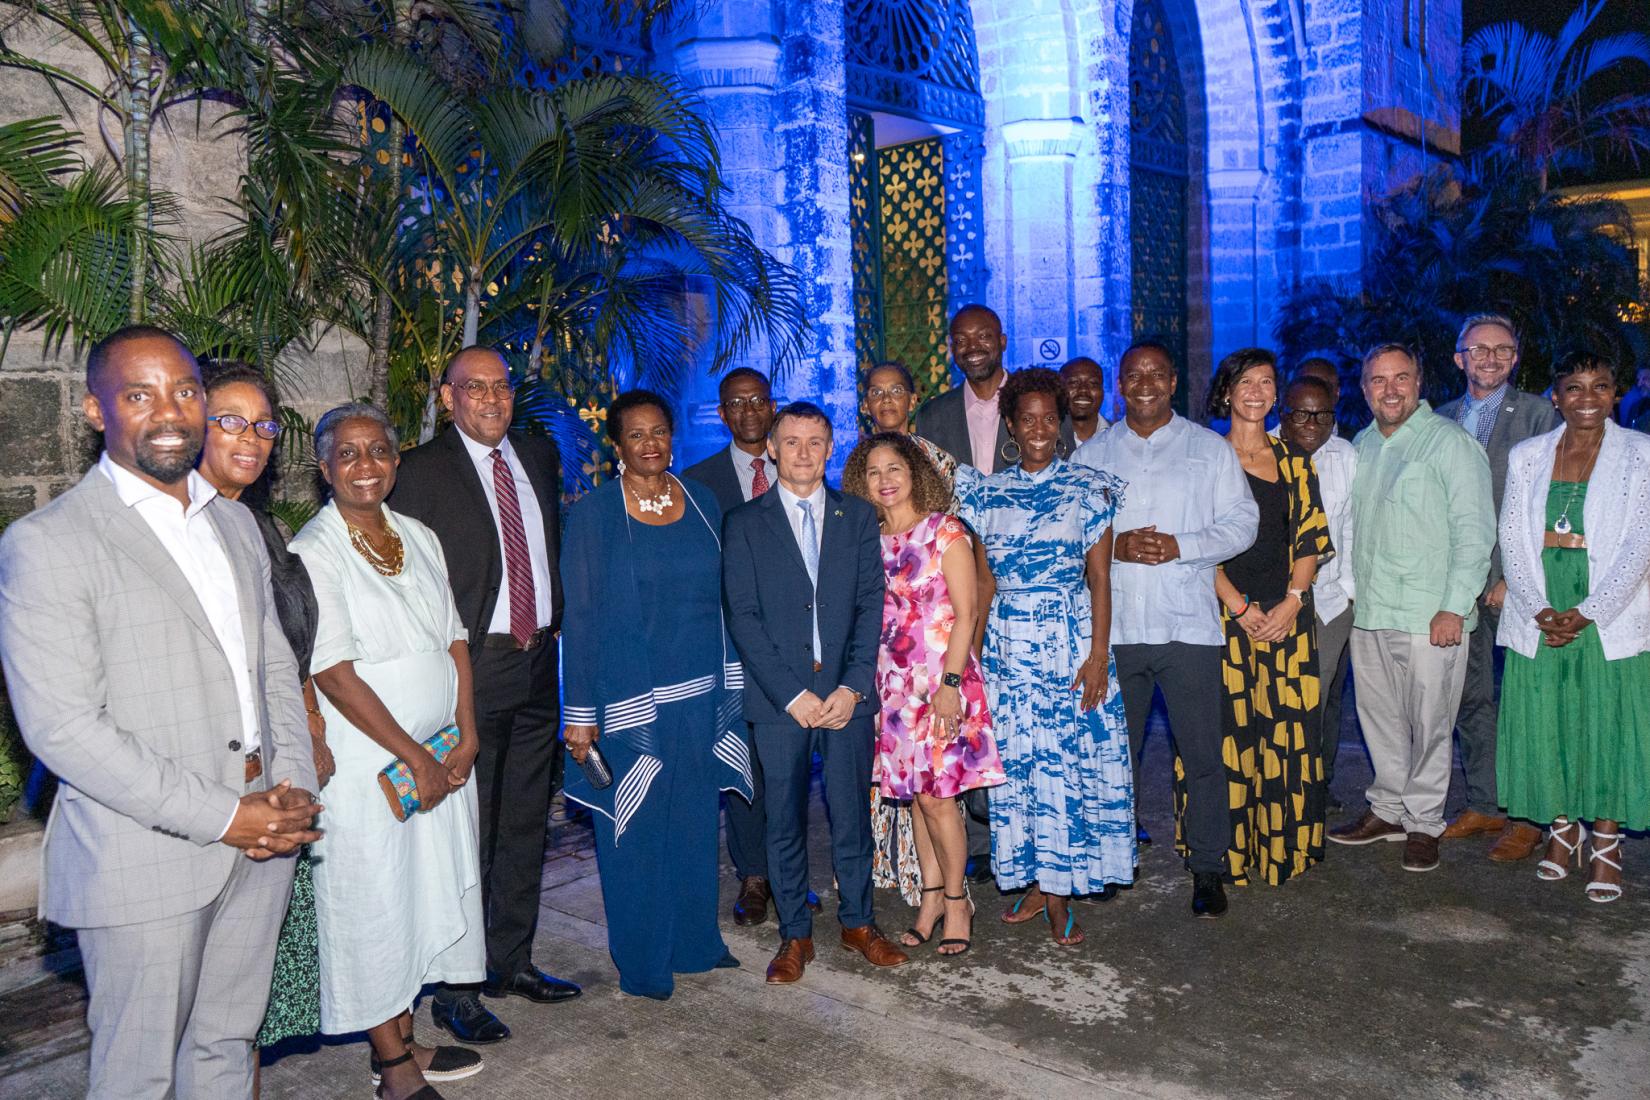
xmin=834 ymin=509 xmax=844 ymax=517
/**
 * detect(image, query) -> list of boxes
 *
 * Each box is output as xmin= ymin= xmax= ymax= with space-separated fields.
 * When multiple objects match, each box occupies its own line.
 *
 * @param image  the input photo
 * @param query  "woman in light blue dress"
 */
xmin=953 ymin=368 xmax=1134 ymax=947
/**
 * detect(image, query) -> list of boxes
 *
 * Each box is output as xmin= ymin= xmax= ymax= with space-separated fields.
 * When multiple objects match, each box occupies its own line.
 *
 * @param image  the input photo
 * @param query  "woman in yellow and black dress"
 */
xmin=1187 ymin=348 xmax=1332 ymax=886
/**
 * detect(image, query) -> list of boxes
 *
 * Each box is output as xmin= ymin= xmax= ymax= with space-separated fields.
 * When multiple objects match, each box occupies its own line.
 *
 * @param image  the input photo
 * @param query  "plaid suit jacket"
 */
xmin=0 ymin=467 xmax=315 ymax=928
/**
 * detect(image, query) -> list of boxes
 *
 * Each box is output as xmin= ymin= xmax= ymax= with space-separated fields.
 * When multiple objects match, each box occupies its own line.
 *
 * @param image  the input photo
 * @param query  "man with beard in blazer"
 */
xmin=389 ymin=346 xmax=580 ymax=1044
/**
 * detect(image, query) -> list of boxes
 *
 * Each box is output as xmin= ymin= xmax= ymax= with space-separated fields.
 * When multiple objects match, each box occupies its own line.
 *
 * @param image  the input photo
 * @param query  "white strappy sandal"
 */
xmin=1586 ymin=831 xmax=1624 ymax=904
xmin=1536 ymin=818 xmax=1588 ymax=881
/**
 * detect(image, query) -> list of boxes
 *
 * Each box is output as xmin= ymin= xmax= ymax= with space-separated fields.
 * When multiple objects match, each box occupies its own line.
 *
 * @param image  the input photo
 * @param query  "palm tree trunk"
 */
xmin=366 ymin=115 xmax=403 ymax=409
xmin=125 ymin=20 xmax=153 ymax=322
xmin=462 ymin=271 xmax=481 ymax=346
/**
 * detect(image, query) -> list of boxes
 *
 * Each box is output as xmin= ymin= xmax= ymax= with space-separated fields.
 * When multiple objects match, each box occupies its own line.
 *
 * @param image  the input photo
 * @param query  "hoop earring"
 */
xmin=1000 ymin=438 xmax=1021 ymax=465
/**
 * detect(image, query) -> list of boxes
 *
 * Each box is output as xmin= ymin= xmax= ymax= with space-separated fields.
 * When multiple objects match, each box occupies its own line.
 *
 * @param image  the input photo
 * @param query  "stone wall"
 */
xmin=0 ymin=23 xmax=363 ymax=519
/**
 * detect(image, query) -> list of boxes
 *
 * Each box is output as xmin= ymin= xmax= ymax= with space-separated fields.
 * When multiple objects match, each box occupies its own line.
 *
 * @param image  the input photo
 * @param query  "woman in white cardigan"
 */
xmin=1496 ymin=351 xmax=1650 ymax=904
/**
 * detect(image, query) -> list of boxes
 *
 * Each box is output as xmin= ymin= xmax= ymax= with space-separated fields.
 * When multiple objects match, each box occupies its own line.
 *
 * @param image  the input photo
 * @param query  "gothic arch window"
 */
xmin=1129 ymin=0 xmax=1191 ymax=412
xmin=846 ymin=0 xmax=985 ymax=403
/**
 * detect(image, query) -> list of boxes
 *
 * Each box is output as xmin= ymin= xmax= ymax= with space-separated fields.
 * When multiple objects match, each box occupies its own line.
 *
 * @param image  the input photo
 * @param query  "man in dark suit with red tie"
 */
xmin=389 ymin=346 xmax=580 ymax=1043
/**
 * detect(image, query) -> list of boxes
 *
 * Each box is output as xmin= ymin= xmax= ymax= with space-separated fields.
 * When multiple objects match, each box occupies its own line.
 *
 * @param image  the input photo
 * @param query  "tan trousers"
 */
xmin=1350 ymin=627 xmax=1471 ymax=837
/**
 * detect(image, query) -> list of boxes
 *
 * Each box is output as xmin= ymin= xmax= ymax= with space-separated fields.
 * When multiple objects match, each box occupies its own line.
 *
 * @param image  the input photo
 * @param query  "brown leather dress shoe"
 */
xmin=1441 ymin=809 xmax=1506 ymax=840
xmin=1327 ymin=810 xmax=1406 ymax=845
xmin=1487 ymin=821 xmax=1542 ymax=862
xmin=765 ymin=937 xmax=814 ymax=984
xmin=733 ymin=877 xmax=771 ymax=926
xmin=1402 ymin=832 xmax=1441 ymax=872
xmin=840 ymin=924 xmax=909 ymax=967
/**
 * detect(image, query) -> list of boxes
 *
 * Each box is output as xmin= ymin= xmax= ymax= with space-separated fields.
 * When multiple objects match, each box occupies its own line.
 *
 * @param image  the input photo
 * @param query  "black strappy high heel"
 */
xmin=902 ymin=885 xmax=945 ymax=947
xmin=938 ymin=889 xmax=975 ymax=958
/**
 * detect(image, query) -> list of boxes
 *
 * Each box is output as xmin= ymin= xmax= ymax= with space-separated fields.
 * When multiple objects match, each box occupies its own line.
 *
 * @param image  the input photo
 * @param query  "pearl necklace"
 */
xmin=625 ymin=473 xmax=676 ymax=516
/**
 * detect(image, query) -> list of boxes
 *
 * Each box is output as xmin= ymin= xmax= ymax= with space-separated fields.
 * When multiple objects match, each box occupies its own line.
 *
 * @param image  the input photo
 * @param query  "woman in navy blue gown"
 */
xmin=561 ymin=390 xmax=754 ymax=998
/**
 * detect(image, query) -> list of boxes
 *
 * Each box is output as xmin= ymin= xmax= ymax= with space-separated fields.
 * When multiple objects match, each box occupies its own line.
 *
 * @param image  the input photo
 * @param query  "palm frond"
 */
xmin=0 ymin=116 xmax=81 ymax=218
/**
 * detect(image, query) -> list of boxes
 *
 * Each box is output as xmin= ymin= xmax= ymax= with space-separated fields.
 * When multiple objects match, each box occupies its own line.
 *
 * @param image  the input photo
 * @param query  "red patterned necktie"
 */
xmin=750 ymin=456 xmax=770 ymax=497
xmin=490 ymin=449 xmax=537 ymax=647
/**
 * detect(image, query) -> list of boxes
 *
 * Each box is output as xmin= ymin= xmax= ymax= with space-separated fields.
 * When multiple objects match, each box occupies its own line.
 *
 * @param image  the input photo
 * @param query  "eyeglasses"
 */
xmin=208 ymin=414 xmax=280 ymax=440
xmin=722 ymin=395 xmax=770 ymax=412
xmin=1281 ymin=409 xmax=1337 ymax=426
xmin=1456 ymin=344 xmax=1517 ymax=363
xmin=454 ymin=379 xmax=514 ymax=399
xmin=866 ymin=386 xmax=911 ymax=400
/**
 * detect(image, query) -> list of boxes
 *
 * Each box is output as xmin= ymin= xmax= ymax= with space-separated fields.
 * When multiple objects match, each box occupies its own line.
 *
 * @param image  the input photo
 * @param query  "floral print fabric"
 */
xmin=874 ymin=512 xmax=1004 ymax=800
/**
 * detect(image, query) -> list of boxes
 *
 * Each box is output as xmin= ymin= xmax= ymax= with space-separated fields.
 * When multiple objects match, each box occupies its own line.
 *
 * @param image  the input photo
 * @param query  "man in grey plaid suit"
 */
xmin=0 ymin=327 xmax=322 ymax=1099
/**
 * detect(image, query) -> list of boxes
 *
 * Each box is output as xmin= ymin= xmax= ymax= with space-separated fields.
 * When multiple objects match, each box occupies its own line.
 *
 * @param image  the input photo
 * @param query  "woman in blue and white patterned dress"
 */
xmin=954 ymin=368 xmax=1134 ymax=947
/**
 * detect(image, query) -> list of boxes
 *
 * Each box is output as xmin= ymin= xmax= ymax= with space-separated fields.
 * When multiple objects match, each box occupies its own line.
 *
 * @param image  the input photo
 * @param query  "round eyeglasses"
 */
xmin=208 ymin=414 xmax=280 ymax=440
xmin=1281 ymin=409 xmax=1337 ymax=426
xmin=455 ymin=379 xmax=515 ymax=399
xmin=866 ymin=385 xmax=911 ymax=401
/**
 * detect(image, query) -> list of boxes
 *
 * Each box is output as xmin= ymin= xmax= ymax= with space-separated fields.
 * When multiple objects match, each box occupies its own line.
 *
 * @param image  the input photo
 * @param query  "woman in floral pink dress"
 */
xmin=844 ymin=432 xmax=1004 ymax=957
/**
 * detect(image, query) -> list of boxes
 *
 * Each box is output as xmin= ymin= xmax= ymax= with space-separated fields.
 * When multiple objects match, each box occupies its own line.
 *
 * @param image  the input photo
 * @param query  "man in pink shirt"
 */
xmin=917 ymin=305 xmax=1012 ymax=472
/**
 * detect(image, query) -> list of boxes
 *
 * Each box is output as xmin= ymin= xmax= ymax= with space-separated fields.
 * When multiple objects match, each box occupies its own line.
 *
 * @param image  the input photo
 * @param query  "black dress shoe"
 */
xmin=965 ymin=862 xmax=995 ymax=885
xmin=431 ymin=993 xmax=510 ymax=1044
xmin=714 ymin=951 xmax=741 ymax=969
xmin=1136 ymin=822 xmax=1153 ymax=845
xmin=805 ymin=890 xmax=823 ymax=913
xmin=1093 ymin=882 xmax=1120 ymax=902
xmin=1191 ymin=872 xmax=1227 ymax=919
xmin=482 ymin=967 xmax=582 ymax=1004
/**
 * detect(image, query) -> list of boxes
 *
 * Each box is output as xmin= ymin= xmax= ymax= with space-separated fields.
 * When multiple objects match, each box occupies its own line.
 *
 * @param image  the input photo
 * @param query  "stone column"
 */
xmin=999 ymin=118 xmax=1086 ymax=369
xmin=666 ymin=5 xmax=784 ymax=464
xmin=773 ymin=1 xmax=856 ymax=459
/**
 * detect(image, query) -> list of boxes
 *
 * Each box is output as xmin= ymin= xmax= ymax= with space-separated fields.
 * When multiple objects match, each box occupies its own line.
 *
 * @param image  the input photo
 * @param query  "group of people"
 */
xmin=1 ymin=301 xmax=1648 ymax=1100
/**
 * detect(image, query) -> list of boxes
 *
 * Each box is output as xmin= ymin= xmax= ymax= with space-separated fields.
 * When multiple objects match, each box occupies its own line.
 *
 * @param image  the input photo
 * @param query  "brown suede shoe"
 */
xmin=733 ymin=877 xmax=771 ymax=926
xmin=1487 ymin=821 xmax=1542 ymax=862
xmin=765 ymin=937 xmax=814 ymax=984
xmin=840 ymin=924 xmax=909 ymax=968
xmin=1327 ymin=810 xmax=1406 ymax=845
xmin=1441 ymin=809 xmax=1507 ymax=840
xmin=1402 ymin=832 xmax=1441 ymax=872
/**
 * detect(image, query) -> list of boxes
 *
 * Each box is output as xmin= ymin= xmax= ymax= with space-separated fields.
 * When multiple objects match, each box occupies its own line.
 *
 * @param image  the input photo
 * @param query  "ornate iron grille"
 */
xmin=1129 ymin=0 xmax=1191 ymax=412
xmin=878 ymin=138 xmax=951 ymax=402
xmin=846 ymin=0 xmax=984 ymax=129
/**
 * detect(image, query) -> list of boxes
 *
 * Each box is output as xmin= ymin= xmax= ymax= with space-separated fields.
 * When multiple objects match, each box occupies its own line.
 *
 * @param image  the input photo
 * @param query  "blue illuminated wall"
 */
xmin=646 ymin=0 xmax=1460 ymax=461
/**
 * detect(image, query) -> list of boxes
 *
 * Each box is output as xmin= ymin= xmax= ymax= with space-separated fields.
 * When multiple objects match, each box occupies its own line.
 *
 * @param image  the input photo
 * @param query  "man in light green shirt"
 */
xmin=1328 ymin=343 xmax=1495 ymax=873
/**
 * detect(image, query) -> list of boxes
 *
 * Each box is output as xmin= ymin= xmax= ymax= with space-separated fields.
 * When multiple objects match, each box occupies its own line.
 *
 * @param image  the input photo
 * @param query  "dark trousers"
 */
xmin=438 ymin=638 xmax=562 ymax=993
xmin=752 ymin=710 xmax=875 ymax=941
xmin=1314 ymin=605 xmax=1354 ymax=788
xmin=1453 ymin=599 xmax=1502 ymax=815
xmin=723 ymin=727 xmax=768 ymax=880
xmin=1114 ymin=642 xmax=1228 ymax=875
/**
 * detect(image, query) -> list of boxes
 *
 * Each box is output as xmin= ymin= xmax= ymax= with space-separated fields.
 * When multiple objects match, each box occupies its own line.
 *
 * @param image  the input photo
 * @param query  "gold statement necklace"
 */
xmin=347 ymin=519 xmax=405 ymax=577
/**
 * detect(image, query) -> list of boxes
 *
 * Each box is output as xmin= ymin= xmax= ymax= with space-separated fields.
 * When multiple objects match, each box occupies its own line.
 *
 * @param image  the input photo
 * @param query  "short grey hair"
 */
xmin=314 ymin=402 xmax=398 ymax=462
xmin=1360 ymin=342 xmax=1420 ymax=375
xmin=1456 ymin=312 xmax=1518 ymax=350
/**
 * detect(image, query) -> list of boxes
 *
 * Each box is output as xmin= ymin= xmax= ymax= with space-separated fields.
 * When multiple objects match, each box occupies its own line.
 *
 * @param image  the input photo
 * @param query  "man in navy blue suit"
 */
xmin=722 ymin=402 xmax=909 ymax=983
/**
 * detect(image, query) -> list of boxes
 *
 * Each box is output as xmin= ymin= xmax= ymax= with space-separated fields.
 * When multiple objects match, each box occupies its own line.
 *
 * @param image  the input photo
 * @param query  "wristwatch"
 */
xmin=1287 ymin=587 xmax=1309 ymax=603
xmin=941 ymin=671 xmax=963 ymax=689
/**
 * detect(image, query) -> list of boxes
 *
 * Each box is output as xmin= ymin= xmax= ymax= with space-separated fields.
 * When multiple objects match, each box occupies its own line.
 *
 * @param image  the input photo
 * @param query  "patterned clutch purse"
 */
xmin=378 ymin=725 xmax=461 ymax=822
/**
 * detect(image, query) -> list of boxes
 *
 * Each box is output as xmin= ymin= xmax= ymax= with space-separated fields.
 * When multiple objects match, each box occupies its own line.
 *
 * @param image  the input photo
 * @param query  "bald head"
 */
xmin=440 ymin=345 xmax=514 ymax=447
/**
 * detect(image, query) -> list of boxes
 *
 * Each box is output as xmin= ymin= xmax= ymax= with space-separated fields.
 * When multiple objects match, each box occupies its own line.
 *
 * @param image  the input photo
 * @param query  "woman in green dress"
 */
xmin=197 ymin=364 xmax=332 ymax=1073
xmin=1496 ymin=350 xmax=1650 ymax=904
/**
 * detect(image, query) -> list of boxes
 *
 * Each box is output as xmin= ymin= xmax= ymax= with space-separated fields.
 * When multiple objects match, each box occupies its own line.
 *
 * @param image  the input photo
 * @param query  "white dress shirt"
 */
xmin=456 ymin=430 xmax=555 ymax=634
xmin=1072 ymin=415 xmax=1259 ymax=647
xmin=775 ymin=482 xmax=826 ymax=711
xmin=1307 ymin=435 xmax=1357 ymax=622
xmin=728 ymin=441 xmax=769 ymax=502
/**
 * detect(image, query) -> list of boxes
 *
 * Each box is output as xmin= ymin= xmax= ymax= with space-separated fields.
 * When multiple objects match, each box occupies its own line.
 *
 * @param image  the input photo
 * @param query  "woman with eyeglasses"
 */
xmin=863 ymin=361 xmax=959 ymax=500
xmin=196 ymin=363 xmax=334 ymax=1091
xmin=1203 ymin=349 xmax=1333 ymax=886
